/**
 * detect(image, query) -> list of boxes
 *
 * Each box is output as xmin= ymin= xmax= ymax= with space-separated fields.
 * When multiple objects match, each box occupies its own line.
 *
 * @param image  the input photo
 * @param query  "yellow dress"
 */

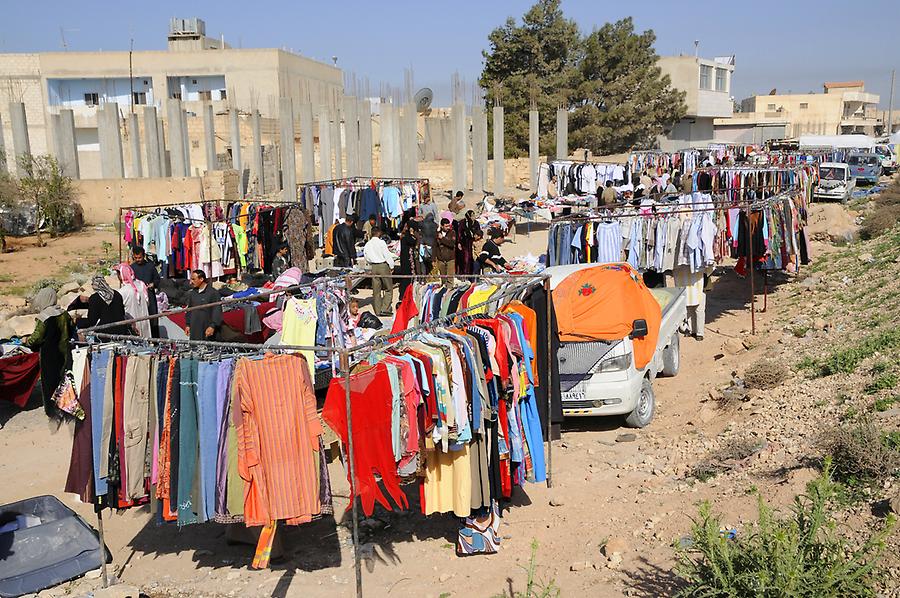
xmin=466 ymin=284 xmax=498 ymax=315
xmin=280 ymin=297 xmax=318 ymax=380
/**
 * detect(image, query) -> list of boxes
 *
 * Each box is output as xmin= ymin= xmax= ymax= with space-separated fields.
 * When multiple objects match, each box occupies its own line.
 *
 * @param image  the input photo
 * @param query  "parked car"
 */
xmin=847 ymin=152 xmax=882 ymax=185
xmin=814 ymin=162 xmax=855 ymax=203
xmin=545 ymin=263 xmax=687 ymax=428
xmin=874 ymin=144 xmax=897 ymax=174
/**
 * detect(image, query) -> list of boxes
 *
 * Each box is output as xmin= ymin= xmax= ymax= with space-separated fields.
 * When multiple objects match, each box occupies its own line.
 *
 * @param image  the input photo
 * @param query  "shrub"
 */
xmin=742 ymin=359 xmax=789 ymax=391
xmin=16 ymin=155 xmax=80 ymax=242
xmin=688 ymin=437 xmax=766 ymax=482
xmin=819 ymin=418 xmax=900 ymax=486
xmin=859 ymin=181 xmax=900 ymax=240
xmin=675 ymin=462 xmax=895 ymax=597
xmin=864 ymin=373 xmax=897 ymax=395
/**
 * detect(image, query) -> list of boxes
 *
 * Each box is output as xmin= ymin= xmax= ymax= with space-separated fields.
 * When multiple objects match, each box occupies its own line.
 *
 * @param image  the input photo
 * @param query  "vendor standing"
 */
xmin=130 ymin=246 xmax=160 ymax=337
xmin=185 ymin=270 xmax=222 ymax=341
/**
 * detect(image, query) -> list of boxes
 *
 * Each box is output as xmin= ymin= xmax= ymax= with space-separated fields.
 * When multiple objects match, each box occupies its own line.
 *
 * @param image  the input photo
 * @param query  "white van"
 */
xmin=814 ymin=163 xmax=855 ymax=203
xmin=874 ymin=144 xmax=896 ymax=174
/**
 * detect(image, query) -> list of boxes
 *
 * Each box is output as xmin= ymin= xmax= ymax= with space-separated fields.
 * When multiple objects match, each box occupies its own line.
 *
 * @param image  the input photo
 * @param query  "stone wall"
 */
xmin=75 ymin=177 xmax=203 ymax=224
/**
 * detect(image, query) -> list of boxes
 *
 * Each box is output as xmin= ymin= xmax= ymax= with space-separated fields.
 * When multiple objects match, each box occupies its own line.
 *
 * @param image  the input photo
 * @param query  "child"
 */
xmin=271 ymin=244 xmax=290 ymax=278
xmin=348 ymin=298 xmax=362 ymax=328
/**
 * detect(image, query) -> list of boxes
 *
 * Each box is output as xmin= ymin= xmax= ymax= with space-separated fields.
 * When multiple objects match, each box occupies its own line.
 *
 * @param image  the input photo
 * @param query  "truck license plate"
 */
xmin=562 ymin=390 xmax=585 ymax=401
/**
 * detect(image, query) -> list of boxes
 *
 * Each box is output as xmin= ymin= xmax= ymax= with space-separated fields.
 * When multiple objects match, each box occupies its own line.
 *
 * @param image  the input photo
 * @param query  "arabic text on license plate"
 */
xmin=563 ymin=391 xmax=585 ymax=401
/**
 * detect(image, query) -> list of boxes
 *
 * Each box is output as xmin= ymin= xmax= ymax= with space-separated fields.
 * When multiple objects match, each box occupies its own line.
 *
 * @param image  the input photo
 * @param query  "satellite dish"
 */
xmin=414 ymin=88 xmax=433 ymax=113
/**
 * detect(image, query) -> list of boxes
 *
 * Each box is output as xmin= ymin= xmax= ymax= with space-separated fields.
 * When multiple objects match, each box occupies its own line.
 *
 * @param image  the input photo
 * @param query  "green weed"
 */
xmin=801 ymin=330 xmax=900 ymax=377
xmin=675 ymin=461 xmax=895 ymax=597
xmin=873 ymin=396 xmax=899 ymax=412
xmin=865 ymin=373 xmax=898 ymax=395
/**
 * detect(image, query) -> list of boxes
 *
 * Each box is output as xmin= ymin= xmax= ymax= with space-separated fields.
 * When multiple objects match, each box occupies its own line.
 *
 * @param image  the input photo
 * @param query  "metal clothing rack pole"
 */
xmin=340 ymin=349 xmax=362 ymax=598
xmin=80 ymin=275 xmax=347 ymax=334
xmin=749 ymin=223 xmax=756 ymax=335
xmin=95 ymin=506 xmax=109 ymax=588
xmin=543 ymin=275 xmax=553 ymax=489
xmin=299 ymin=175 xmax=428 ymax=188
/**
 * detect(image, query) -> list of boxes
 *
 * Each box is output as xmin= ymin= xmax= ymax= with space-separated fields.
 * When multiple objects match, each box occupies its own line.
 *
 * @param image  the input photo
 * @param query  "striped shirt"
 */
xmin=234 ymin=353 xmax=323 ymax=525
xmin=595 ymin=222 xmax=622 ymax=264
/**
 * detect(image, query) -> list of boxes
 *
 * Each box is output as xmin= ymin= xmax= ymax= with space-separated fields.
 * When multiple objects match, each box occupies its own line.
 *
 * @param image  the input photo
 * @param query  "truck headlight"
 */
xmin=591 ymin=353 xmax=632 ymax=373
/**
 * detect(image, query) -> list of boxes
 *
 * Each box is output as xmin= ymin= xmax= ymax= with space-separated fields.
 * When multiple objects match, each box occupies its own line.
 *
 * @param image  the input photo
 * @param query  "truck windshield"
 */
xmin=848 ymin=155 xmax=879 ymax=166
xmin=819 ymin=167 xmax=845 ymax=181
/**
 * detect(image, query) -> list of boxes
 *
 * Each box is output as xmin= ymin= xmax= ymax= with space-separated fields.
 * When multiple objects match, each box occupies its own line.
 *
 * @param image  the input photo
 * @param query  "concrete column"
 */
xmin=279 ymin=97 xmax=297 ymax=203
xmin=390 ymin=104 xmax=402 ymax=178
xmin=379 ymin=101 xmax=395 ymax=178
xmin=98 ymin=102 xmax=125 ymax=179
xmin=203 ymin=103 xmax=216 ymax=172
xmin=128 ymin=112 xmax=143 ymax=178
xmin=318 ymin=106 xmax=332 ymax=180
xmin=358 ymin=98 xmax=373 ymax=177
xmin=156 ymin=117 xmax=169 ymax=177
xmin=8 ymin=102 xmax=31 ymax=175
xmin=556 ymin=107 xmax=568 ymax=160
xmin=472 ymin=105 xmax=488 ymax=192
xmin=529 ymin=108 xmax=539 ymax=192
xmin=229 ymin=108 xmax=243 ymax=196
xmin=251 ymin=109 xmax=264 ymax=194
xmin=166 ymin=100 xmax=187 ymax=177
xmin=181 ymin=108 xmax=192 ymax=175
xmin=451 ymin=102 xmax=467 ymax=192
xmin=342 ymin=97 xmax=359 ymax=177
xmin=298 ymin=102 xmax=315 ymax=183
xmin=331 ymin=102 xmax=343 ymax=178
xmin=143 ymin=106 xmax=161 ymax=178
xmin=401 ymin=103 xmax=418 ymax=178
xmin=57 ymin=109 xmax=79 ymax=179
xmin=0 ymin=114 xmax=7 ymax=174
xmin=49 ymin=113 xmax=63 ymax=165
xmin=492 ymin=105 xmax=505 ymax=195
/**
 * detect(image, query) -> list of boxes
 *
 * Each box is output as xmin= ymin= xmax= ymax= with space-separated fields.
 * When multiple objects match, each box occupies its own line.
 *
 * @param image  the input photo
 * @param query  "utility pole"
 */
xmin=129 ymin=37 xmax=135 ymax=114
xmin=888 ymin=69 xmax=895 ymax=136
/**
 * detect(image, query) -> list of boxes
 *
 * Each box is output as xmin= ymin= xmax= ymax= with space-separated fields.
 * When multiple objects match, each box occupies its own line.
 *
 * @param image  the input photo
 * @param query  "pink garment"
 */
xmin=124 ymin=211 xmax=134 ymax=243
xmin=116 ymin=263 xmax=140 ymax=296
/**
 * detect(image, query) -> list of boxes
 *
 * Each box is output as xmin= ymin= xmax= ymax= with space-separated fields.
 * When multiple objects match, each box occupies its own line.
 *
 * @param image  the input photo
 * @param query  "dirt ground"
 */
xmin=0 ymin=191 xmax=897 ymax=597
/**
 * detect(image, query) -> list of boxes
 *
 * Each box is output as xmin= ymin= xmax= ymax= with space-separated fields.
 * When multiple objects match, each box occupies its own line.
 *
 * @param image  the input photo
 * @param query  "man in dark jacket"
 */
xmin=185 ymin=270 xmax=222 ymax=341
xmin=433 ymin=217 xmax=457 ymax=280
xmin=130 ymin=246 xmax=160 ymax=337
xmin=418 ymin=214 xmax=437 ymax=274
xmin=333 ymin=214 xmax=359 ymax=268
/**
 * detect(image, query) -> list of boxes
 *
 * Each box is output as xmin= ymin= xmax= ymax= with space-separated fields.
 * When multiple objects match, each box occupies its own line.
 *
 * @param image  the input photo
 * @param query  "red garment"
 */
xmin=0 ymin=352 xmax=40 ymax=408
xmin=65 ymin=356 xmax=93 ymax=503
xmin=474 ymin=318 xmax=510 ymax=385
xmin=406 ymin=349 xmax=438 ymax=427
xmin=167 ymin=302 xmax=275 ymax=343
xmin=391 ymin=285 xmax=419 ymax=334
xmin=323 ymin=363 xmax=409 ymax=517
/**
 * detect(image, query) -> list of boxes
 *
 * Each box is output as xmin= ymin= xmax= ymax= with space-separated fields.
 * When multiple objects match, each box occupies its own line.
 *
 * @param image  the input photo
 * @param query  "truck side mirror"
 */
xmin=630 ymin=319 xmax=648 ymax=339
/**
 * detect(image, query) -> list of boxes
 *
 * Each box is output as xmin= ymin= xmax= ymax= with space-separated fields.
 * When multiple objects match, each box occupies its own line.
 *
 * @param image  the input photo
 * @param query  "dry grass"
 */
xmin=742 ymin=359 xmax=789 ymax=391
xmin=860 ymin=180 xmax=900 ymax=240
xmin=818 ymin=418 xmax=900 ymax=486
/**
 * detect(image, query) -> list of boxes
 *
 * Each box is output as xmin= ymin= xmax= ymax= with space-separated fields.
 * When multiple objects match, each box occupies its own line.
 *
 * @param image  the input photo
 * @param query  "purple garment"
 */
xmin=214 ymin=359 xmax=235 ymax=517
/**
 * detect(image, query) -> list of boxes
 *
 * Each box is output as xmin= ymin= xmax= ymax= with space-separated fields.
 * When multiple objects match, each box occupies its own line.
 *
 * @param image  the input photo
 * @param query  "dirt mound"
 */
xmin=806 ymin=203 xmax=859 ymax=243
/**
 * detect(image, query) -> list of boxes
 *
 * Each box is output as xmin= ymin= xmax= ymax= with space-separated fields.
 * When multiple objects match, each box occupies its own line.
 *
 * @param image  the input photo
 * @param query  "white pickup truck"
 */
xmin=546 ymin=264 xmax=688 ymax=428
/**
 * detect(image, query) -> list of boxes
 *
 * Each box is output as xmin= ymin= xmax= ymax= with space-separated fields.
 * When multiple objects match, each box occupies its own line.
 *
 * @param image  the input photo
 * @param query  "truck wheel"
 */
xmin=625 ymin=378 xmax=655 ymax=428
xmin=660 ymin=334 xmax=680 ymax=377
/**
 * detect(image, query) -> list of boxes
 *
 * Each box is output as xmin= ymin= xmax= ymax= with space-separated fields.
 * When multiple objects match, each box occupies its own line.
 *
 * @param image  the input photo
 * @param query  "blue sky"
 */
xmin=2 ymin=0 xmax=898 ymax=108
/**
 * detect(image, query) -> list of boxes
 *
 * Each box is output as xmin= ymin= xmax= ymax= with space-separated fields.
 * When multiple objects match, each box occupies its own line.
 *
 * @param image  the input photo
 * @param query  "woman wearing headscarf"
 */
xmin=68 ymin=274 xmax=130 ymax=336
xmin=116 ymin=263 xmax=151 ymax=337
xmin=456 ymin=210 xmax=481 ymax=275
xmin=25 ymin=287 xmax=75 ymax=417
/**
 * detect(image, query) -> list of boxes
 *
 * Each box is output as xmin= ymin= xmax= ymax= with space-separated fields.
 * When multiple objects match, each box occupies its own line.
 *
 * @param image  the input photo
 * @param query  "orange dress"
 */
xmin=234 ymin=354 xmax=323 ymax=526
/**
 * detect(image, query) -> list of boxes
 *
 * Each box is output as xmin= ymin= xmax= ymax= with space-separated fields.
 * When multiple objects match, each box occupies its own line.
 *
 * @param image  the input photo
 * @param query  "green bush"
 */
xmin=864 ymin=373 xmax=897 ymax=395
xmin=675 ymin=462 xmax=895 ymax=597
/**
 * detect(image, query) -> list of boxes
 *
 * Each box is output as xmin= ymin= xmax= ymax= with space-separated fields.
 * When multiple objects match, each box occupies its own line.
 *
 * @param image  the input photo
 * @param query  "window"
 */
xmin=192 ymin=79 xmax=198 ymax=85
xmin=699 ymin=65 xmax=712 ymax=90
xmin=767 ymin=103 xmax=776 ymax=111
xmin=143 ymin=80 xmax=149 ymax=85
xmin=132 ymin=92 xmax=147 ymax=105
xmin=715 ymin=68 xmax=727 ymax=92
xmin=83 ymin=92 xmax=99 ymax=106
xmin=219 ymin=88 xmax=227 ymax=100
xmin=198 ymin=90 xmax=212 ymax=101
xmin=171 ymin=92 xmax=182 ymax=100
xmin=800 ymin=103 xmax=809 ymax=109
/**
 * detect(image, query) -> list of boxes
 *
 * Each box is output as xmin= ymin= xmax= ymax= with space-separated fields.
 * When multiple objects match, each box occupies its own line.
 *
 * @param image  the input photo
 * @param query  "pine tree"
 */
xmin=480 ymin=6 xmax=686 ymax=157
xmin=571 ymin=18 xmax=686 ymax=154
xmin=480 ymin=0 xmax=582 ymax=157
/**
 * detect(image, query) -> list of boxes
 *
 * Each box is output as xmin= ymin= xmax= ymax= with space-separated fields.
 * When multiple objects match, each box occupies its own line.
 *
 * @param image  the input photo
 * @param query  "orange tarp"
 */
xmin=552 ymin=263 xmax=662 ymax=370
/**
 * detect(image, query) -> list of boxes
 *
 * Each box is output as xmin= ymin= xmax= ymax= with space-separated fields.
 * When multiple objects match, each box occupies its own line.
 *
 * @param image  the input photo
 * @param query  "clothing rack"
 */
xmin=73 ymin=272 xmax=553 ymax=598
xmin=547 ymin=188 xmax=808 ymax=335
xmin=119 ymin=199 xmax=307 ymax=278
xmin=299 ymin=176 xmax=429 ymax=187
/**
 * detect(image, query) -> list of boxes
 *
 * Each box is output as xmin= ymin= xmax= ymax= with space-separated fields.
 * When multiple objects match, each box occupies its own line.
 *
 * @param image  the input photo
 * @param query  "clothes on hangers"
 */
xmin=67 ymin=347 xmax=332 ymax=529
